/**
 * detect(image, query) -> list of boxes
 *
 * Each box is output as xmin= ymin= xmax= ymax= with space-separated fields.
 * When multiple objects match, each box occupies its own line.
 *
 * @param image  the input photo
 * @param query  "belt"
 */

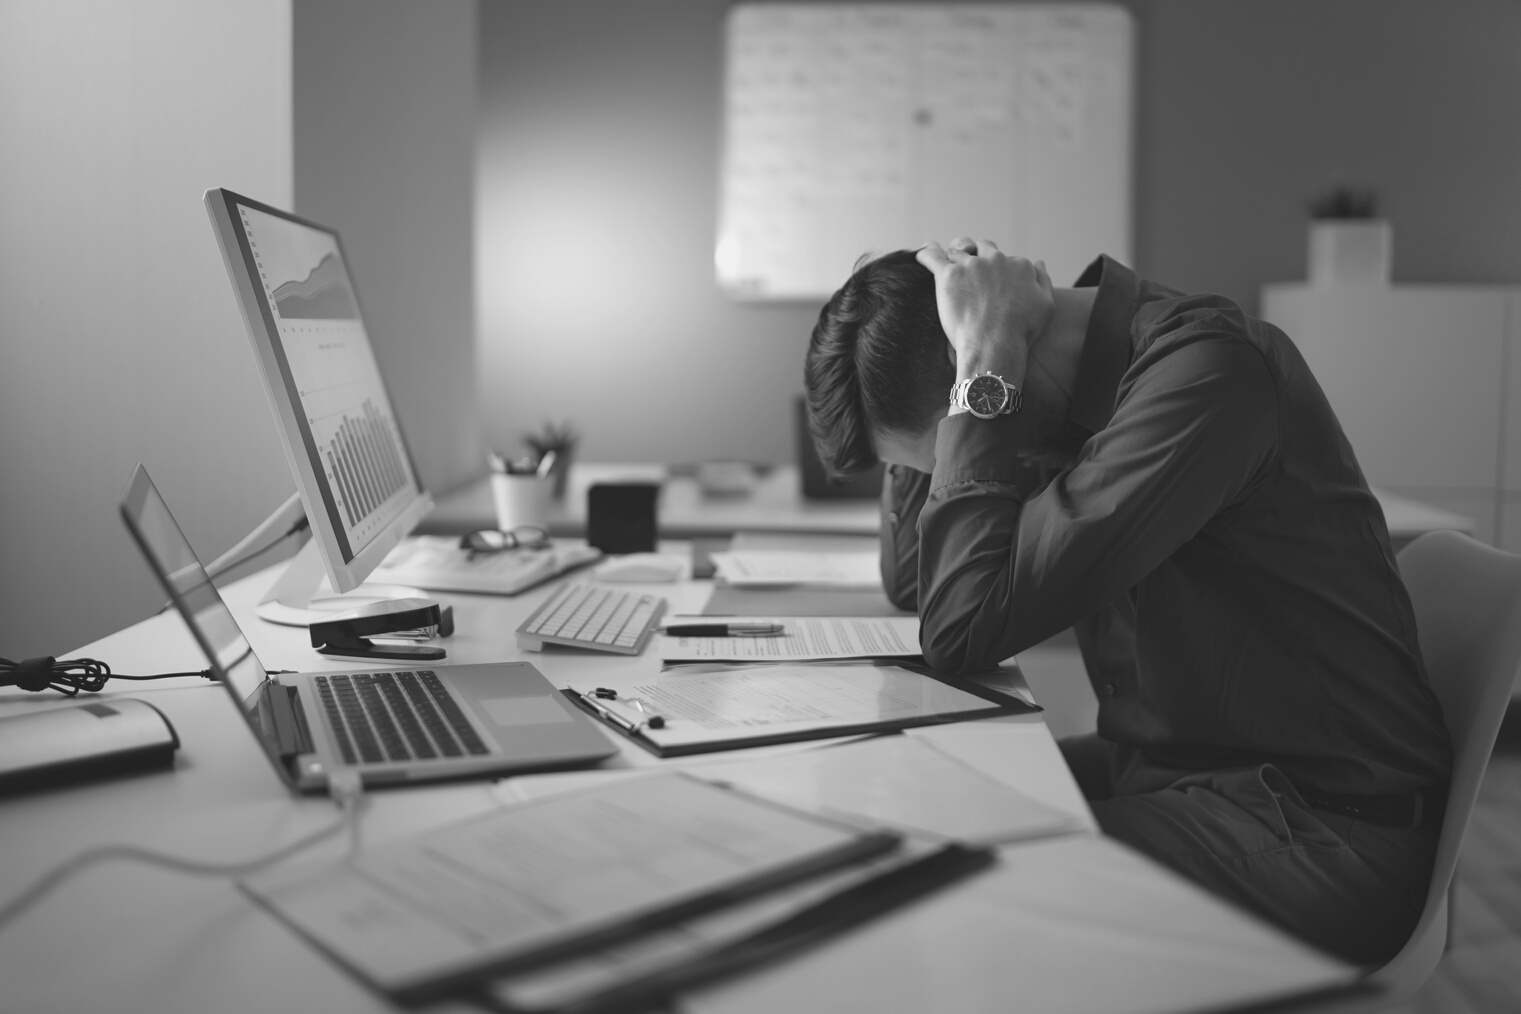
xmin=1296 ymin=786 xmax=1446 ymax=831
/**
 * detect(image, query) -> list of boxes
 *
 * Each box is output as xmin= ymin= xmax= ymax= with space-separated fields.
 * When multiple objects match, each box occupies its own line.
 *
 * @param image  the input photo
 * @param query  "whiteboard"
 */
xmin=716 ymin=3 xmax=1134 ymax=301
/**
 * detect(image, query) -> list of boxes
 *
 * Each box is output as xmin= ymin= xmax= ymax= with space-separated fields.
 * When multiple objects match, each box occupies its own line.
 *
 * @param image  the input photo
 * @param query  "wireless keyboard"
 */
xmin=515 ymin=583 xmax=666 ymax=655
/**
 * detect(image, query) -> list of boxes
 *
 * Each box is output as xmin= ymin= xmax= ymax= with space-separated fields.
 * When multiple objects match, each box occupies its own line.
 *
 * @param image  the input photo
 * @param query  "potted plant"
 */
xmin=1307 ymin=185 xmax=1391 ymax=287
xmin=523 ymin=419 xmax=578 ymax=500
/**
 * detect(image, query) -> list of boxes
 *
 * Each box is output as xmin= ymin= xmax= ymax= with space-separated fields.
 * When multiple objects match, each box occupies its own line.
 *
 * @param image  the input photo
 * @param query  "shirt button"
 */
xmin=1103 ymin=683 xmax=1117 ymax=697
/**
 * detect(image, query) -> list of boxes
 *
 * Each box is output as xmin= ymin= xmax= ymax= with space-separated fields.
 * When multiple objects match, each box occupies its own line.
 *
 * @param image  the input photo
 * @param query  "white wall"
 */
xmin=476 ymin=0 xmax=815 ymax=467
xmin=0 ymin=0 xmax=295 ymax=658
xmin=476 ymin=0 xmax=1521 ymax=466
xmin=293 ymin=0 xmax=482 ymax=499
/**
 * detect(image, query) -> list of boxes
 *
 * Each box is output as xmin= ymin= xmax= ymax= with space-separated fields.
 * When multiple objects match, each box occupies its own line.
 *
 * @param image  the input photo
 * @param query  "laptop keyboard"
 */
xmin=314 ymin=670 xmax=488 ymax=766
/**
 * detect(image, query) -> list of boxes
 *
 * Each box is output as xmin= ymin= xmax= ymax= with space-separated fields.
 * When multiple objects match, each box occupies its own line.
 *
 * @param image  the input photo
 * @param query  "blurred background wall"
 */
xmin=0 ymin=0 xmax=476 ymax=658
xmin=0 ymin=0 xmax=294 ymax=659
xmin=476 ymin=0 xmax=1521 ymax=463
xmin=1132 ymin=0 xmax=1521 ymax=302
xmin=294 ymin=0 xmax=481 ymax=499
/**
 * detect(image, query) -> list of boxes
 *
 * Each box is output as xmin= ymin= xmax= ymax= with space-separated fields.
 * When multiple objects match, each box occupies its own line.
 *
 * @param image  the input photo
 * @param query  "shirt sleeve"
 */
xmin=917 ymin=333 xmax=1279 ymax=674
xmin=880 ymin=464 xmax=931 ymax=611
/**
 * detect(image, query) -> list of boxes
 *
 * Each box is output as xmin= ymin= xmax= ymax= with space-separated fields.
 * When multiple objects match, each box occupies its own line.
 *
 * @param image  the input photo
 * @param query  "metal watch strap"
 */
xmin=949 ymin=373 xmax=1022 ymax=417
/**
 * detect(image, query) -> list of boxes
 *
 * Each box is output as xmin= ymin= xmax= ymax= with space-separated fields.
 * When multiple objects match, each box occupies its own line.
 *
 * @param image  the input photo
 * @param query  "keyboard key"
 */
xmin=356 ymin=680 xmax=410 ymax=762
xmin=398 ymin=672 xmax=462 ymax=756
xmin=376 ymin=675 xmax=436 ymax=759
xmin=316 ymin=681 xmax=358 ymax=764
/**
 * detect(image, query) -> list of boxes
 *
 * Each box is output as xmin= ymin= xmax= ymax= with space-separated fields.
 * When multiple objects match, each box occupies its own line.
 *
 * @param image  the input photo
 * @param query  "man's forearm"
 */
xmin=917 ymin=416 xmax=1055 ymax=673
xmin=915 ymin=339 xmax=1280 ymax=676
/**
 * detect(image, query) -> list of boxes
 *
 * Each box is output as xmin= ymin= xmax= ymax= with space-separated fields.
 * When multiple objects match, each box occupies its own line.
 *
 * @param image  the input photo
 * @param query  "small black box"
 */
xmin=587 ymin=482 xmax=660 ymax=554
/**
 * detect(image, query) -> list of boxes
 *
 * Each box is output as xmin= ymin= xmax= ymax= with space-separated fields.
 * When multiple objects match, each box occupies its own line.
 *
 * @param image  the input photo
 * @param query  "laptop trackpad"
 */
xmin=479 ymin=695 xmax=575 ymax=727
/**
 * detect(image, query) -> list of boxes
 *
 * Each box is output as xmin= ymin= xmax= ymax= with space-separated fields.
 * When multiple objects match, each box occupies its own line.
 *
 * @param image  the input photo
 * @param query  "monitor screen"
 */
xmin=232 ymin=202 xmax=418 ymax=557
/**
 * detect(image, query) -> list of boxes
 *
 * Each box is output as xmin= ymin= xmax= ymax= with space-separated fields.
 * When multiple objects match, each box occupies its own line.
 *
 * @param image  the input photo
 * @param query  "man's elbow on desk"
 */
xmin=918 ymin=574 xmax=1077 ymax=675
xmin=919 ymin=603 xmax=1022 ymax=677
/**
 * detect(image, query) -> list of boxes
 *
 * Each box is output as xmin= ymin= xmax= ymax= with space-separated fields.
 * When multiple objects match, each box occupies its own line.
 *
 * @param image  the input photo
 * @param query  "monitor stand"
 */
xmin=256 ymin=538 xmax=430 ymax=627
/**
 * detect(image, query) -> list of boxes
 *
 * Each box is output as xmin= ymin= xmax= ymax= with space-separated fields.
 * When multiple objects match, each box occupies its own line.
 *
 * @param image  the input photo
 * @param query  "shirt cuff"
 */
xmin=930 ymin=412 xmax=1044 ymax=495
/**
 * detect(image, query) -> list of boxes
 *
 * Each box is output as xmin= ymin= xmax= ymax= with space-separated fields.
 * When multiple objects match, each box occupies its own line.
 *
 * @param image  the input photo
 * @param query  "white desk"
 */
xmin=0 ymin=559 xmax=1358 ymax=1014
xmin=423 ymin=463 xmax=1472 ymax=550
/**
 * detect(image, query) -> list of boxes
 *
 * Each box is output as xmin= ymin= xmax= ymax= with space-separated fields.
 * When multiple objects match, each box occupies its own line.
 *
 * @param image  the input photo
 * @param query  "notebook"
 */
xmin=371 ymin=535 xmax=601 ymax=595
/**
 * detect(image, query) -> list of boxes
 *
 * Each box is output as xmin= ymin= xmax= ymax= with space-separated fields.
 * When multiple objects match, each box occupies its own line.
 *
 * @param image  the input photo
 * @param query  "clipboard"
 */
xmin=565 ymin=662 xmax=1039 ymax=758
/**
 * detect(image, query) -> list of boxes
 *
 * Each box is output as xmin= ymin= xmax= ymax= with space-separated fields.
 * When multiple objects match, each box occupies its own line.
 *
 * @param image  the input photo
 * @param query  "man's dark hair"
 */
xmin=805 ymin=250 xmax=954 ymax=475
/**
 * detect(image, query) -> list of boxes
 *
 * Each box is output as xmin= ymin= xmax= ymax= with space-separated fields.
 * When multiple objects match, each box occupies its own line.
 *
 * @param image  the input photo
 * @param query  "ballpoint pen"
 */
xmin=579 ymin=693 xmax=640 ymax=733
xmin=660 ymin=622 xmax=785 ymax=637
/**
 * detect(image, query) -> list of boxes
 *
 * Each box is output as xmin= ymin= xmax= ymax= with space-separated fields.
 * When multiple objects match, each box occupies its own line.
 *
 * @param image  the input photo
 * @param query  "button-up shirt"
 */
xmin=883 ymin=256 xmax=1451 ymax=797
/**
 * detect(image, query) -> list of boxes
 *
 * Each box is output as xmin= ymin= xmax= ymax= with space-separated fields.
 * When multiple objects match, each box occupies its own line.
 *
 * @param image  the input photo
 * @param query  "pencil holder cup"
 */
xmin=490 ymin=473 xmax=551 ymax=531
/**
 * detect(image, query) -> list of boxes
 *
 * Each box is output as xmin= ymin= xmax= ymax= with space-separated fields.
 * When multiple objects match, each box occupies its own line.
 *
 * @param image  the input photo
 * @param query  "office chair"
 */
xmin=1356 ymin=530 xmax=1521 ymax=1003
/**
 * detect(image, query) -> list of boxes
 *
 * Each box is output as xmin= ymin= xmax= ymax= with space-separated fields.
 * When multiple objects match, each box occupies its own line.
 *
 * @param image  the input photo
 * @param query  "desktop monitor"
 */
xmin=204 ymin=189 xmax=433 ymax=623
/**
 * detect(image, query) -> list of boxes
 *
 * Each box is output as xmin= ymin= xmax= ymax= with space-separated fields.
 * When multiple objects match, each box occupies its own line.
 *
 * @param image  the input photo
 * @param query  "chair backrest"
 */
xmin=1376 ymin=530 xmax=1521 ymax=986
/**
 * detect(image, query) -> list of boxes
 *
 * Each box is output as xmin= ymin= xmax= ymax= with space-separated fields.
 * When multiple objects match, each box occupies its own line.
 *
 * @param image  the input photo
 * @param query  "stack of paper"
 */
xmin=710 ymin=549 xmax=880 ymax=588
xmin=242 ymin=774 xmax=896 ymax=1003
xmin=485 ymin=736 xmax=1078 ymax=1012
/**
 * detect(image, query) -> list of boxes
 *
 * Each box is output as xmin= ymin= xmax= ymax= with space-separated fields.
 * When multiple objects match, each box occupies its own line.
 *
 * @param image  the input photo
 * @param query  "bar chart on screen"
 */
xmin=322 ymin=399 xmax=408 ymax=527
xmin=237 ymin=203 xmax=416 ymax=548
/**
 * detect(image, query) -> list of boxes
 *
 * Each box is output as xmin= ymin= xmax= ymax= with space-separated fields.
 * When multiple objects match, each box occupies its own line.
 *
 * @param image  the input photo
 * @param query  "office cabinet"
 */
xmin=1261 ymin=283 xmax=1521 ymax=549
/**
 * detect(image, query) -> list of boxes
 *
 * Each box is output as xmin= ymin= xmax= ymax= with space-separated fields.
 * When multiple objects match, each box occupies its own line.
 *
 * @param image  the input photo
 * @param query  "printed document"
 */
xmin=659 ymin=615 xmax=920 ymax=662
xmin=710 ymin=549 xmax=880 ymax=587
xmin=504 ymin=737 xmax=1079 ymax=846
xmin=698 ymin=735 xmax=1080 ymax=845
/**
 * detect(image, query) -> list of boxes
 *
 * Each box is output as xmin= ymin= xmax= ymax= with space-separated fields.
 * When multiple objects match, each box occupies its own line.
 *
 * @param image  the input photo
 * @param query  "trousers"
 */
xmin=1059 ymin=733 xmax=1438 ymax=965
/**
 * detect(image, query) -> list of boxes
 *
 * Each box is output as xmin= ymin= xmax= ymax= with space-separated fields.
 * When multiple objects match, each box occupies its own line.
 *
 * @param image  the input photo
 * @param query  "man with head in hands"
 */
xmin=803 ymin=237 xmax=1452 ymax=964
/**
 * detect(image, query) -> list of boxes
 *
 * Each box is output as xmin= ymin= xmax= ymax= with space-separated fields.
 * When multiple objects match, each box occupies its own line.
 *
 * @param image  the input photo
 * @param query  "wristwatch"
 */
xmin=949 ymin=372 xmax=1022 ymax=419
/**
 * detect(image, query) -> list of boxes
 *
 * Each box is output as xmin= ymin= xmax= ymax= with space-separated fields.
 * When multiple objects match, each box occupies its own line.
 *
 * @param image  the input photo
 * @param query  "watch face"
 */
xmin=966 ymin=375 xmax=1008 ymax=416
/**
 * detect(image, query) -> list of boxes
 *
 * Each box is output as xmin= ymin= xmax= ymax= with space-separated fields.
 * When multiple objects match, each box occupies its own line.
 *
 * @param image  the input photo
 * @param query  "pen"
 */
xmin=579 ymin=692 xmax=640 ymax=734
xmin=578 ymin=691 xmax=668 ymax=733
xmin=660 ymin=623 xmax=786 ymax=637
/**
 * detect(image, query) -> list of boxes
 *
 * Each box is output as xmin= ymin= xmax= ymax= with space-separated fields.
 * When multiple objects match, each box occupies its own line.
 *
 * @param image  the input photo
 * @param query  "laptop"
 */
xmin=120 ymin=464 xmax=616 ymax=793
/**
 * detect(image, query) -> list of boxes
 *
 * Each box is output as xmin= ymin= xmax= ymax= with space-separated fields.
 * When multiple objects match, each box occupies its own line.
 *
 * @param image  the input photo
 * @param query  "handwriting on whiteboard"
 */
xmin=718 ymin=4 xmax=1133 ymax=301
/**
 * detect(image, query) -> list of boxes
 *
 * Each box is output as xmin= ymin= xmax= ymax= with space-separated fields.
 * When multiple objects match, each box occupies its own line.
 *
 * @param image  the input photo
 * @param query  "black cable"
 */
xmin=0 ymin=656 xmax=216 ymax=697
xmin=156 ymin=515 xmax=311 ymax=615
xmin=206 ymin=515 xmax=309 ymax=583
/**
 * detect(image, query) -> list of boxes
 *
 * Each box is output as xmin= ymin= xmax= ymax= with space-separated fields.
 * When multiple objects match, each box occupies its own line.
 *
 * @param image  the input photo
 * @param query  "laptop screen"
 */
xmin=119 ymin=465 xmax=290 ymax=781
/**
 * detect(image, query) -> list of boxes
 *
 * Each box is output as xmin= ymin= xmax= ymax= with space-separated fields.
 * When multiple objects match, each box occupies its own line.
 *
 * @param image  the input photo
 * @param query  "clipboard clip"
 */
xmin=577 ymin=690 xmax=667 ymax=732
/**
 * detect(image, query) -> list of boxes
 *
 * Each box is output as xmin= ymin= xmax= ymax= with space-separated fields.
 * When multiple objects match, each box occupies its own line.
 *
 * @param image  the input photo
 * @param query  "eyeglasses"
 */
xmin=458 ymin=526 xmax=551 ymax=557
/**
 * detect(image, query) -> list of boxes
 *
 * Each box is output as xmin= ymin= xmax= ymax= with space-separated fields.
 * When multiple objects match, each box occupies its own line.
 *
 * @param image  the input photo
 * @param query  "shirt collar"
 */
xmin=1067 ymin=254 xmax=1139 ymax=435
